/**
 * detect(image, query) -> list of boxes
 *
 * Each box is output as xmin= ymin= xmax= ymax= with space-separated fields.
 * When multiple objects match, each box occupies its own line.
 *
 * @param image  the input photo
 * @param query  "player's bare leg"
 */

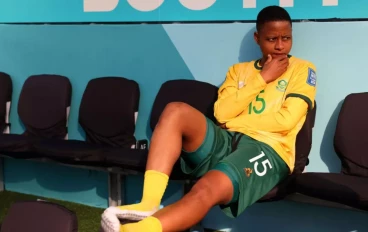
xmin=102 ymin=102 xmax=208 ymax=230
xmin=145 ymin=102 xmax=207 ymax=175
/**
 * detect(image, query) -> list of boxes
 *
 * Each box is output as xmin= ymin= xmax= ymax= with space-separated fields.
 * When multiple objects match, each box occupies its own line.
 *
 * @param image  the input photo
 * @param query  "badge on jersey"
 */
xmin=276 ymin=79 xmax=288 ymax=92
xmin=307 ymin=68 xmax=317 ymax=87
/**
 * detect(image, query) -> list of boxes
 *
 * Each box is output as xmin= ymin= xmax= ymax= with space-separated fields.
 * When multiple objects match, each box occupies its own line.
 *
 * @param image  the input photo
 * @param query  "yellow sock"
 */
xmin=140 ymin=170 xmax=168 ymax=206
xmin=120 ymin=216 xmax=162 ymax=232
xmin=117 ymin=170 xmax=168 ymax=219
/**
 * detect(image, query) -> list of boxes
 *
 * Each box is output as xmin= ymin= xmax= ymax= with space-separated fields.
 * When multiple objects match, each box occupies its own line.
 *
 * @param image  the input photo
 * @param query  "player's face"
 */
xmin=254 ymin=21 xmax=292 ymax=61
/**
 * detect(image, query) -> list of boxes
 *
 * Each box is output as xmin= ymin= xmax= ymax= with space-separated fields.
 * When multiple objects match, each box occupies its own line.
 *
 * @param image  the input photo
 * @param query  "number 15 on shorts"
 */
xmin=249 ymin=151 xmax=273 ymax=177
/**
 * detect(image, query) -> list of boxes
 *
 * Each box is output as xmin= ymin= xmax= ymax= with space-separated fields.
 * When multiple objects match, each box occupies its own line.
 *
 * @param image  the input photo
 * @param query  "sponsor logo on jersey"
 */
xmin=307 ymin=68 xmax=317 ymax=86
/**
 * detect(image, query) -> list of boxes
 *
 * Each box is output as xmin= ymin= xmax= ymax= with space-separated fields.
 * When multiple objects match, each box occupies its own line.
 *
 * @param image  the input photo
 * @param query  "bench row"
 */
xmin=0 ymin=72 xmax=366 ymax=211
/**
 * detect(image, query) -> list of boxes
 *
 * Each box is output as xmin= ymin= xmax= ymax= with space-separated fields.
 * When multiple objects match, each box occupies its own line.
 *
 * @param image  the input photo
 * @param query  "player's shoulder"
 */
xmin=289 ymin=56 xmax=317 ymax=72
xmin=289 ymin=56 xmax=317 ymax=87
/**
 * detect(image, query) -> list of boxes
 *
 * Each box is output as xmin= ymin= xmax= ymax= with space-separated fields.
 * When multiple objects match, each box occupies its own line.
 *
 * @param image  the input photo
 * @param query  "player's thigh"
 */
xmin=159 ymin=102 xmax=207 ymax=152
xmin=180 ymin=117 xmax=233 ymax=177
xmin=212 ymin=138 xmax=289 ymax=218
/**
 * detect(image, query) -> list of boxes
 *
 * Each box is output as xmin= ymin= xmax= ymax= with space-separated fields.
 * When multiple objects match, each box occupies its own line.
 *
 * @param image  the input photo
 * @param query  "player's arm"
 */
xmin=214 ymin=64 xmax=267 ymax=124
xmin=226 ymin=63 xmax=317 ymax=133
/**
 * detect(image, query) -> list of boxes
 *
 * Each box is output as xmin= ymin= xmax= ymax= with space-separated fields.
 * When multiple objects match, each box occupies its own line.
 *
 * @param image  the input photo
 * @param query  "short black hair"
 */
xmin=256 ymin=5 xmax=292 ymax=32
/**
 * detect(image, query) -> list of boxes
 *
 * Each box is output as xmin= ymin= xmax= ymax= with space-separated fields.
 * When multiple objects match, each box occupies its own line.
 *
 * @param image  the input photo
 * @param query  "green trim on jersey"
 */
xmin=254 ymin=59 xmax=262 ymax=70
xmin=286 ymin=93 xmax=313 ymax=111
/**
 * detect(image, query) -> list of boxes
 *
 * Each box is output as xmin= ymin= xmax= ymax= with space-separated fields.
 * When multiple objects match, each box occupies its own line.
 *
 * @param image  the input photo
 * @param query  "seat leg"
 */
xmin=0 ymin=157 xmax=4 ymax=192
xmin=108 ymin=172 xmax=123 ymax=207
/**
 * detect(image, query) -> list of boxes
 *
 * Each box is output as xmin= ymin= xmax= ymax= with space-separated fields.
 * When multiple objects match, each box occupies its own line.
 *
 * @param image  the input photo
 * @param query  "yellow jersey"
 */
xmin=214 ymin=56 xmax=317 ymax=172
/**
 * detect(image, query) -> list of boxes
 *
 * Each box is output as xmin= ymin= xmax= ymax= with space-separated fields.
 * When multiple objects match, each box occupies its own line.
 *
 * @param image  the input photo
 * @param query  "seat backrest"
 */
xmin=293 ymin=101 xmax=317 ymax=174
xmin=78 ymin=77 xmax=140 ymax=148
xmin=150 ymin=79 xmax=219 ymax=130
xmin=334 ymin=92 xmax=368 ymax=177
xmin=18 ymin=75 xmax=72 ymax=139
xmin=0 ymin=72 xmax=12 ymax=134
xmin=0 ymin=201 xmax=78 ymax=232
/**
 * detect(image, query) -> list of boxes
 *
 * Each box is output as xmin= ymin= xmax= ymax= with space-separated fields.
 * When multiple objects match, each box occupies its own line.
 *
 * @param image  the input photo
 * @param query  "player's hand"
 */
xmin=218 ymin=122 xmax=227 ymax=129
xmin=260 ymin=54 xmax=289 ymax=83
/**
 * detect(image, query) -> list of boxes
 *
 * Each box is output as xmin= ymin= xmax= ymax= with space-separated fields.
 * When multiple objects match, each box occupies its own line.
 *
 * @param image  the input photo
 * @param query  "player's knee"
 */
xmin=159 ymin=102 xmax=192 ymax=124
xmin=190 ymin=170 xmax=235 ymax=205
xmin=190 ymin=171 xmax=233 ymax=206
xmin=189 ymin=179 xmax=216 ymax=206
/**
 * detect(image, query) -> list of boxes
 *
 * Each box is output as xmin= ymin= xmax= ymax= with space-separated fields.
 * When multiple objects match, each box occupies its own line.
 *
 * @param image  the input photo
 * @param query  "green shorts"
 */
xmin=181 ymin=117 xmax=289 ymax=218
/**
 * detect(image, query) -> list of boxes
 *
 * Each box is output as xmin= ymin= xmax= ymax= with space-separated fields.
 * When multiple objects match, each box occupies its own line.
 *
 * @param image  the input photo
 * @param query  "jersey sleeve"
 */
xmin=285 ymin=62 xmax=317 ymax=111
xmin=225 ymin=97 xmax=309 ymax=133
xmin=214 ymin=63 xmax=267 ymax=124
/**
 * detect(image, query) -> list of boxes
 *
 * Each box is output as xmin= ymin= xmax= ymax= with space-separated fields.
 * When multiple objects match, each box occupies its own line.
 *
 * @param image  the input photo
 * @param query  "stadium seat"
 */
xmin=0 ymin=72 xmax=12 ymax=134
xmin=33 ymin=77 xmax=143 ymax=164
xmin=295 ymin=93 xmax=368 ymax=211
xmin=0 ymin=75 xmax=71 ymax=158
xmin=0 ymin=201 xmax=78 ymax=232
xmin=258 ymin=101 xmax=317 ymax=202
xmin=96 ymin=79 xmax=219 ymax=175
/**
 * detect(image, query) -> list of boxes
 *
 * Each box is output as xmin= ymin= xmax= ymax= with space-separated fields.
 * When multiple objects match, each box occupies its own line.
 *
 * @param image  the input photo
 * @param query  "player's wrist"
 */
xmin=260 ymin=71 xmax=271 ymax=83
xmin=218 ymin=122 xmax=227 ymax=129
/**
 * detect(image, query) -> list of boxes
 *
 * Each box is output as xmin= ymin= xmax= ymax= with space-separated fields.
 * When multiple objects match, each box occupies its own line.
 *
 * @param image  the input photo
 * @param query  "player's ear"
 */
xmin=254 ymin=31 xmax=259 ymax=45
